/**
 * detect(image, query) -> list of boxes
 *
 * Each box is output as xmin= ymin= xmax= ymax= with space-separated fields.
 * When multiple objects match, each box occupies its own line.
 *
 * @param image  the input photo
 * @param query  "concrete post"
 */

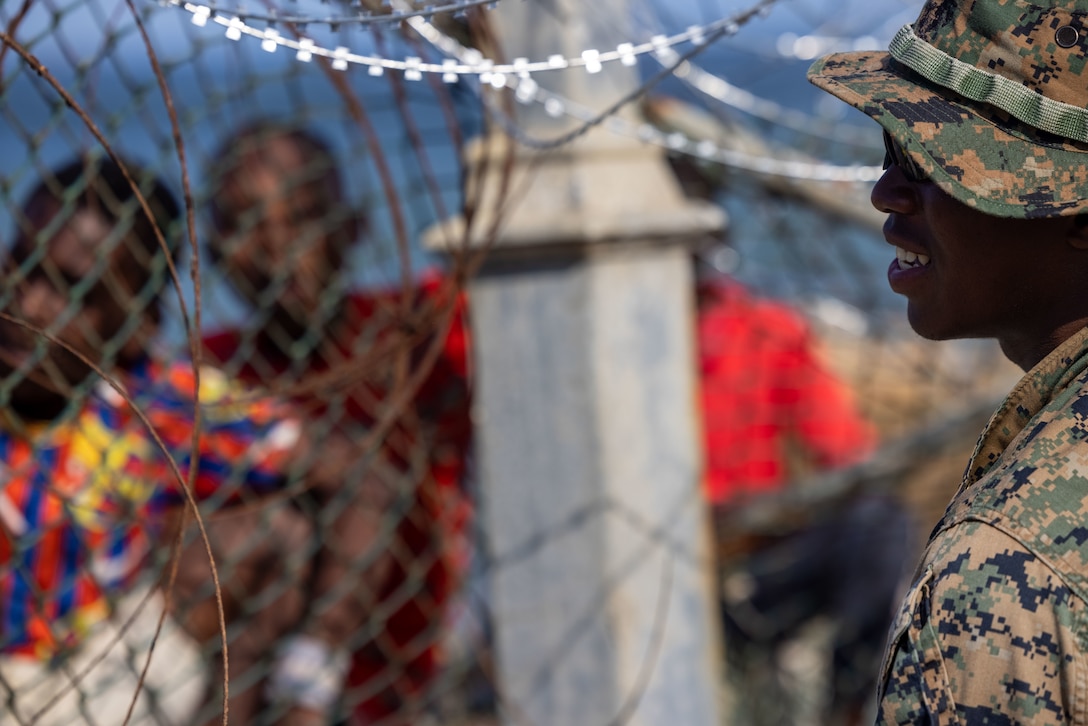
xmin=426 ymin=1 xmax=727 ymax=723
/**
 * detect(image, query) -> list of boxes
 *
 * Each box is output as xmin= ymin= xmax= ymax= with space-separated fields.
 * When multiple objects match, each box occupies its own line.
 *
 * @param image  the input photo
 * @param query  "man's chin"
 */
xmin=6 ymin=381 xmax=71 ymax=422
xmin=0 ymin=363 xmax=94 ymax=423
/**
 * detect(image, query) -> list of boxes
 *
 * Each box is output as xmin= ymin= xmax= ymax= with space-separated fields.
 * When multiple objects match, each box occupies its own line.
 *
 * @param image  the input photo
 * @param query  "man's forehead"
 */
xmin=223 ymin=161 xmax=278 ymax=200
xmin=227 ymin=136 xmax=333 ymax=193
xmin=236 ymin=137 xmax=307 ymax=178
xmin=223 ymin=154 xmax=299 ymax=204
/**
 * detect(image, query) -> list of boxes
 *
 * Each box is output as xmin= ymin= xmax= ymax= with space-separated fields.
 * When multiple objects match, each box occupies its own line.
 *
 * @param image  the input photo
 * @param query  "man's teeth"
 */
xmin=896 ymin=246 xmax=931 ymax=268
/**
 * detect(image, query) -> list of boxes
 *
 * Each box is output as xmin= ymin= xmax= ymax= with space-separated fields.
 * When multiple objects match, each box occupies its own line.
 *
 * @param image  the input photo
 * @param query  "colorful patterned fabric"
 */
xmin=808 ymin=0 xmax=1088 ymax=219
xmin=696 ymin=280 xmax=876 ymax=503
xmin=877 ymin=324 xmax=1088 ymax=724
xmin=203 ymin=274 xmax=472 ymax=723
xmin=0 ymin=358 xmax=297 ymax=661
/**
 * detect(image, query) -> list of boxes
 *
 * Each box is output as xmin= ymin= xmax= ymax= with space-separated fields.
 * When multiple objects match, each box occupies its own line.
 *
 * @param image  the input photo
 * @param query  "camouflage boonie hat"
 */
xmin=808 ymin=0 xmax=1088 ymax=219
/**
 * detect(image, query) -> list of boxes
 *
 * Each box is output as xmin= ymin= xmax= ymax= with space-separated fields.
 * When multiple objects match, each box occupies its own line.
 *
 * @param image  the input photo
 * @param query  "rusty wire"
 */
xmin=0 ymin=1 xmax=1029 ymax=725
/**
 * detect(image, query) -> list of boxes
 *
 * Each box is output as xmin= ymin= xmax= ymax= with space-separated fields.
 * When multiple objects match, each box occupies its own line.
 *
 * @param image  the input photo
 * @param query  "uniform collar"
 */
xmin=963 ymin=326 xmax=1088 ymax=491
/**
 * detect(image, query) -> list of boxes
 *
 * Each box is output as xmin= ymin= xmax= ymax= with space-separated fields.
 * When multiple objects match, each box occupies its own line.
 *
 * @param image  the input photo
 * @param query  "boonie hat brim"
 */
xmin=809 ymin=50 xmax=1088 ymax=219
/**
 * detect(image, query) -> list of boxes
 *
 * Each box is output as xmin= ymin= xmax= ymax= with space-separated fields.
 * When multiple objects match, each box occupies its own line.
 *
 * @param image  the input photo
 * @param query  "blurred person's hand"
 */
xmin=281 ymin=705 xmax=326 ymax=726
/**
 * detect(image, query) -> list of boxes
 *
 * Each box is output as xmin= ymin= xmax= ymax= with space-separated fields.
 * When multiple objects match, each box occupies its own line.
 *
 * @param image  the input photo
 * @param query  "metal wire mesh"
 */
xmin=0 ymin=1 xmax=488 ymax=724
xmin=0 ymin=0 xmax=1024 ymax=724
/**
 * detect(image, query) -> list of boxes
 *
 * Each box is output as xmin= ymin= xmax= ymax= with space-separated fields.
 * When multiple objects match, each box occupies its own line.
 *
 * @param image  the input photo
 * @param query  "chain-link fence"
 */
xmin=0 ymin=1 xmax=492 ymax=724
xmin=0 ymin=0 xmax=1021 ymax=724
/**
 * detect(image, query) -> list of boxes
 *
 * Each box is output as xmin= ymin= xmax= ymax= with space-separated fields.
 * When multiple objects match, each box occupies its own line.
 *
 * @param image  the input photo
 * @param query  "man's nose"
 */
xmin=870 ymin=165 xmax=919 ymax=215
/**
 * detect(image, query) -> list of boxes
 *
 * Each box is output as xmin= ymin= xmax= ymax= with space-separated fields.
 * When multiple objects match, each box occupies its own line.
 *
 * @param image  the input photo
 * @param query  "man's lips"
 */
xmin=882 ymin=219 xmax=933 ymax=271
xmin=893 ymin=246 xmax=931 ymax=268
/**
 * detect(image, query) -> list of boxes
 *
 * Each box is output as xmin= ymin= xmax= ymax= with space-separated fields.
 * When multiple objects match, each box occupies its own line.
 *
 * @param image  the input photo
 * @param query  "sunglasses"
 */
xmin=883 ymin=131 xmax=927 ymax=183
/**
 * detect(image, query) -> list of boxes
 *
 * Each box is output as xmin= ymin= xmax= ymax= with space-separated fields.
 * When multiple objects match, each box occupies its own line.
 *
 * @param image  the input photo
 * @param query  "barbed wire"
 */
xmin=1 ymin=2 xmax=1011 ymax=725
xmin=157 ymin=0 xmax=503 ymax=26
xmin=530 ymin=86 xmax=884 ymax=181
xmin=0 ymin=3 xmax=487 ymax=724
xmin=397 ymin=0 xmax=884 ymax=179
xmin=169 ymin=0 xmax=773 ymax=78
xmin=167 ymin=0 xmax=885 ymax=176
xmin=655 ymin=46 xmax=882 ymax=149
xmin=408 ymin=0 xmax=794 ymax=151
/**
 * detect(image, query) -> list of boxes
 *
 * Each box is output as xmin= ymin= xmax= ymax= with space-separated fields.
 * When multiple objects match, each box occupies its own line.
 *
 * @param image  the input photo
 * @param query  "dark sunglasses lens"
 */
xmin=882 ymin=131 xmax=924 ymax=182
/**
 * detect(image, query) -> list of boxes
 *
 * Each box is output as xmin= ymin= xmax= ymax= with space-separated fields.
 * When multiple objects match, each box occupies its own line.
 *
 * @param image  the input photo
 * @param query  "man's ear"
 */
xmin=1068 ymin=215 xmax=1088 ymax=250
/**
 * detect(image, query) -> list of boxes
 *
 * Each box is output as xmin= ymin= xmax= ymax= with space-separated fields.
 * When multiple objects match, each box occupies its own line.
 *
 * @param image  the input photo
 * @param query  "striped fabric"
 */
xmin=0 ymin=358 xmax=296 ymax=661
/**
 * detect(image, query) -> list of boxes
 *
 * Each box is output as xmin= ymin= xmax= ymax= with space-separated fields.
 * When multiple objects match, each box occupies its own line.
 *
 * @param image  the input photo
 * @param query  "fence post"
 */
xmin=427 ymin=2 xmax=727 ymax=723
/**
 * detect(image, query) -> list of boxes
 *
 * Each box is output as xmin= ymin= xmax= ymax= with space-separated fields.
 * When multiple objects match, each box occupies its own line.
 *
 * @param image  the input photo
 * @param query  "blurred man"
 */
xmin=0 ymin=156 xmax=327 ymax=725
xmin=809 ymin=0 xmax=1088 ymax=721
xmin=697 ymin=266 xmax=913 ymax=725
xmin=697 ymin=275 xmax=878 ymax=503
xmin=203 ymin=122 xmax=473 ymax=724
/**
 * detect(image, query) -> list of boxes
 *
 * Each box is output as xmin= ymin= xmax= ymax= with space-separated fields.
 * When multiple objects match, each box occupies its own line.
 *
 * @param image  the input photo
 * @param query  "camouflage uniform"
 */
xmin=876 ymin=326 xmax=1088 ymax=724
xmin=805 ymin=0 xmax=1088 ymax=721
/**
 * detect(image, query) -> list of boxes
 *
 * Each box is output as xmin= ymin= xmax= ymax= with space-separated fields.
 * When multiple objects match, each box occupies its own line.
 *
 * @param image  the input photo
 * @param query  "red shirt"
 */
xmin=203 ymin=275 xmax=471 ymax=722
xmin=697 ymin=280 xmax=876 ymax=504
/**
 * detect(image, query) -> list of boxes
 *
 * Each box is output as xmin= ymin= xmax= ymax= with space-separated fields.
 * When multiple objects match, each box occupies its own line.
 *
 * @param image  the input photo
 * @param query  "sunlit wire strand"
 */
xmin=399 ymin=0 xmax=882 ymax=179
xmin=656 ymin=45 xmax=881 ymax=149
xmin=171 ymin=0 xmax=774 ymax=77
xmin=157 ymin=0 xmax=504 ymax=27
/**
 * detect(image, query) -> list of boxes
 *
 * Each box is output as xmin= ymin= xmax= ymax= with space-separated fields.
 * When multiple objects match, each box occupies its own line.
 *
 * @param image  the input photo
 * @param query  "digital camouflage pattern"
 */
xmin=808 ymin=1 xmax=1088 ymax=721
xmin=877 ymin=326 xmax=1088 ymax=724
xmin=808 ymin=0 xmax=1088 ymax=219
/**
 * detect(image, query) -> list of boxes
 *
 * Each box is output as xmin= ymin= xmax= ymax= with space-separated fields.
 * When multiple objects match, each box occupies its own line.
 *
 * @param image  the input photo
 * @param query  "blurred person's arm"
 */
xmin=147 ymin=362 xmax=398 ymax=722
xmin=270 ymin=426 xmax=398 ymax=726
xmin=142 ymin=361 xmax=384 ymax=501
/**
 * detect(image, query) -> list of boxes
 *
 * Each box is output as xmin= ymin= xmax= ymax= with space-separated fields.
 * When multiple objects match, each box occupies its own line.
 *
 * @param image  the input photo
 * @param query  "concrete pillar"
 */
xmin=426 ymin=1 xmax=727 ymax=723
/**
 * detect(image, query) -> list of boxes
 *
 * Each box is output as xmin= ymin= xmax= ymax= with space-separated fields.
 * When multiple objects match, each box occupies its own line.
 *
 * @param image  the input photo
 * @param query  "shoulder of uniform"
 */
xmin=939 ymin=448 xmax=1088 ymax=605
